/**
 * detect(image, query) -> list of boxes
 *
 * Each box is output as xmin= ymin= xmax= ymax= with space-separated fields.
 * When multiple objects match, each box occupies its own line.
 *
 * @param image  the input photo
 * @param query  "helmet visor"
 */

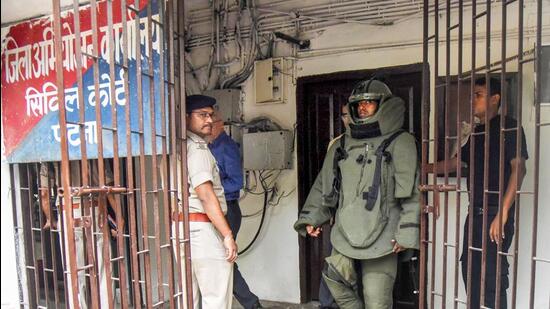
xmin=349 ymin=99 xmax=379 ymax=121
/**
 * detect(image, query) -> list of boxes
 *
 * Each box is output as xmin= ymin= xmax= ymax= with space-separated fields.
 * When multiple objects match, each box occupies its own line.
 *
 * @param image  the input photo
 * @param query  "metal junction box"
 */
xmin=254 ymin=58 xmax=289 ymax=104
xmin=243 ymin=130 xmax=293 ymax=170
xmin=204 ymin=88 xmax=242 ymax=123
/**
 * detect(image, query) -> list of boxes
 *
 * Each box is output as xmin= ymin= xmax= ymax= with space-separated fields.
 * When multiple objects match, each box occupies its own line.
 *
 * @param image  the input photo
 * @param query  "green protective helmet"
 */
xmin=348 ymin=78 xmax=393 ymax=125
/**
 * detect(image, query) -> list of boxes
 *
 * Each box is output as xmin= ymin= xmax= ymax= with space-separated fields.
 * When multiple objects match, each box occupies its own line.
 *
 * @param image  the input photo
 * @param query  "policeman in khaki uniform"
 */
xmin=294 ymin=78 xmax=420 ymax=308
xmin=174 ymin=95 xmax=238 ymax=308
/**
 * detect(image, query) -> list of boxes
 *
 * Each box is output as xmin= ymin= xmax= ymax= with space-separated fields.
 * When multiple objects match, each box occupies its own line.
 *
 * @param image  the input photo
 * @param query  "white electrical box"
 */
xmin=204 ymin=88 xmax=242 ymax=123
xmin=254 ymin=58 xmax=289 ymax=104
xmin=243 ymin=130 xmax=293 ymax=170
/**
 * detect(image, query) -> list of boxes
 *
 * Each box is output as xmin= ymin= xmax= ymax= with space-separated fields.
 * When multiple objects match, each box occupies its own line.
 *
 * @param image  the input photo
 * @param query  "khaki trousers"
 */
xmin=175 ymin=221 xmax=233 ymax=309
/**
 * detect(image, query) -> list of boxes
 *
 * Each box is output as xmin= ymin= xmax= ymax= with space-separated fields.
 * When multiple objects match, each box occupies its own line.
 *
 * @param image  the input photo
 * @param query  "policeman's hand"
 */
xmin=391 ymin=239 xmax=406 ymax=253
xmin=306 ymin=225 xmax=322 ymax=237
xmin=490 ymin=211 xmax=508 ymax=245
xmin=223 ymin=234 xmax=238 ymax=263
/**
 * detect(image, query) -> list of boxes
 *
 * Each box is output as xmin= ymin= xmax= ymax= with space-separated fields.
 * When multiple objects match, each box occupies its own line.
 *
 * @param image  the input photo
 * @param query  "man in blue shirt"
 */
xmin=209 ymin=118 xmax=263 ymax=309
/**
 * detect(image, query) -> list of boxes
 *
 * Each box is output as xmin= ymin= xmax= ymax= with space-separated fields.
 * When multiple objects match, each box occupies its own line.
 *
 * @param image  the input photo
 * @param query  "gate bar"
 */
xmin=177 ymin=0 xmax=195 ymax=306
xmin=52 ymin=0 xmax=81 ymax=307
xmin=146 ymin=0 xmax=167 ymax=304
xmin=528 ymin=1 xmax=542 ymax=308
xmin=106 ymin=0 xmax=131 ymax=306
xmin=133 ymin=0 xmax=155 ymax=306
xmin=157 ymin=0 xmax=177 ymax=306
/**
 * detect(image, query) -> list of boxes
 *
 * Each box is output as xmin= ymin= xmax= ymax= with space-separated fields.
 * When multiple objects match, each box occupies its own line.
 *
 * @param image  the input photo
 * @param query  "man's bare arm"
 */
xmin=40 ymin=188 xmax=56 ymax=230
xmin=490 ymin=157 xmax=526 ymax=243
xmin=426 ymin=156 xmax=459 ymax=175
xmin=194 ymin=181 xmax=237 ymax=262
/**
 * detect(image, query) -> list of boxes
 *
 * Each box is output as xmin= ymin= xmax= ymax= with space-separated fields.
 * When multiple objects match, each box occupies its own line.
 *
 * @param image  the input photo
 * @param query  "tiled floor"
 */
xmin=232 ymin=299 xmax=320 ymax=309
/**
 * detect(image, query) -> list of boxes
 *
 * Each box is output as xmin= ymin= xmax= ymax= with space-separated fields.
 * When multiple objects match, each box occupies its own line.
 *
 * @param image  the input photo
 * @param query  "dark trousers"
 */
xmin=226 ymin=199 xmax=260 ymax=309
xmin=461 ymin=212 xmax=514 ymax=309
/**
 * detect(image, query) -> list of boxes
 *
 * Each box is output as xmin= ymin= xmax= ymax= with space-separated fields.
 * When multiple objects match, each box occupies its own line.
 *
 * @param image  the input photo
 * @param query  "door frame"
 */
xmin=296 ymin=63 xmax=424 ymax=303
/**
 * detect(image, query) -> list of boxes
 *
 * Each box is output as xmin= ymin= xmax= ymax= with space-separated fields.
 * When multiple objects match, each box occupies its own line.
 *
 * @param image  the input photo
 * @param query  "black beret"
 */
xmin=186 ymin=95 xmax=216 ymax=113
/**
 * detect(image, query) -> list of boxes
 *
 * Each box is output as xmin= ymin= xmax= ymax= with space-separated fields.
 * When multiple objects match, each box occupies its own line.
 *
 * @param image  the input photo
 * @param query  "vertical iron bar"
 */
xmin=430 ymin=1 xmax=440 ymax=308
xmin=90 ymin=0 xmax=116 ymax=306
xmin=146 ymin=0 xmax=165 ymax=304
xmin=453 ymin=1 xmax=464 ymax=309
xmin=52 ymin=0 xmax=80 ymax=306
xmin=177 ymin=0 xmax=194 ymax=306
xmin=495 ymin=1 xmax=508 ymax=308
xmin=25 ymin=165 xmax=41 ymax=307
xmin=134 ymin=0 xmax=155 ymax=306
xmin=156 ymin=0 xmax=176 ymax=306
xmin=107 ymin=0 xmax=130 ymax=307
xmin=441 ymin=0 xmax=453 ymax=306
xmin=121 ymin=0 xmax=143 ymax=305
xmin=167 ymin=0 xmax=187 ymax=306
xmin=71 ymin=3 xmax=100 ymax=308
xmin=511 ymin=1 xmax=524 ymax=307
xmin=466 ymin=1 xmax=478 ymax=308
xmin=528 ymin=0 xmax=542 ymax=307
xmin=420 ymin=1 xmax=429 ymax=308
xmin=480 ymin=0 xmax=492 ymax=306
xmin=54 ymin=162 xmax=71 ymax=307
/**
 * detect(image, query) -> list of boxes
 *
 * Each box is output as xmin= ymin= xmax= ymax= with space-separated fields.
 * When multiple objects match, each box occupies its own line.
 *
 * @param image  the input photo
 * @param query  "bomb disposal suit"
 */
xmin=294 ymin=79 xmax=420 ymax=309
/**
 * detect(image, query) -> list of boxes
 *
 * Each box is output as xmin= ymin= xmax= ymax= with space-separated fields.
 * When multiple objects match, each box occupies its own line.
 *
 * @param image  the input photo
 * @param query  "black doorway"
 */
xmin=296 ymin=63 xmax=423 ymax=307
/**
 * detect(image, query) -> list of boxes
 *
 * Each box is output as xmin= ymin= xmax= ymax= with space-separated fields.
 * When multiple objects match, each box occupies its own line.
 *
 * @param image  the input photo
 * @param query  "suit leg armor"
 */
xmin=323 ymin=251 xmax=363 ymax=309
xmin=361 ymin=254 xmax=397 ymax=309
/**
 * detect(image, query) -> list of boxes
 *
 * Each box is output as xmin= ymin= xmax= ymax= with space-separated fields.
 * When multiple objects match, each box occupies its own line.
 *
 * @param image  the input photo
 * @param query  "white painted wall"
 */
xmin=1 ymin=144 xmax=19 ymax=309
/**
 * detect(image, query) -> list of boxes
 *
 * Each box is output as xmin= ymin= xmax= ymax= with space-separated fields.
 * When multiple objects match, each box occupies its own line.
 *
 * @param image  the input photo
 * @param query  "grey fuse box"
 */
xmin=204 ymin=88 xmax=242 ymax=123
xmin=243 ymin=130 xmax=293 ymax=170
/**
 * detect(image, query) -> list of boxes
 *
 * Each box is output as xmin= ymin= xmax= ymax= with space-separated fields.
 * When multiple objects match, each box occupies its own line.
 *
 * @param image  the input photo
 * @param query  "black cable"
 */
xmin=238 ymin=190 xmax=268 ymax=255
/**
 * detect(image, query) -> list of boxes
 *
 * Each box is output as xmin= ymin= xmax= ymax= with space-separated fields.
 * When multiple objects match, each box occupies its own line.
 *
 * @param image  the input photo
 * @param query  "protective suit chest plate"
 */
xmin=335 ymin=134 xmax=397 ymax=249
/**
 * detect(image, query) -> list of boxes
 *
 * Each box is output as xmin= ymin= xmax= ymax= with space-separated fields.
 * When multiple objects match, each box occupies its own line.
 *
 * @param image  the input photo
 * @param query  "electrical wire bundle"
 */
xmin=238 ymin=169 xmax=294 ymax=255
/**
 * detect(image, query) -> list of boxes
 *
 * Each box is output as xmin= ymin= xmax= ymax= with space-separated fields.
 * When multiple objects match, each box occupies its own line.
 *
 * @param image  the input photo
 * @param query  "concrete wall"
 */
xmin=1 ymin=148 xmax=19 ymax=308
xmin=2 ymin=24 xmax=21 ymax=306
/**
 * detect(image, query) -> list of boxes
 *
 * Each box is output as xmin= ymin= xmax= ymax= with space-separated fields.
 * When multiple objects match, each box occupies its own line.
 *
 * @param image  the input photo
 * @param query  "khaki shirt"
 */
xmin=187 ymin=131 xmax=227 ymax=214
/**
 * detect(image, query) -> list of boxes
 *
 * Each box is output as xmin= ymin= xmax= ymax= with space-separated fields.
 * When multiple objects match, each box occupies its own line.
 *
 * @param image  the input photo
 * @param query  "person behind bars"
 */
xmin=428 ymin=77 xmax=528 ymax=309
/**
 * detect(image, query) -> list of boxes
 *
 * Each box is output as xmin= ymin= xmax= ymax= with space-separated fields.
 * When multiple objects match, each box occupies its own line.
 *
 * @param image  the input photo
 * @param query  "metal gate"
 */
xmin=420 ymin=0 xmax=547 ymax=308
xmin=9 ymin=0 xmax=194 ymax=307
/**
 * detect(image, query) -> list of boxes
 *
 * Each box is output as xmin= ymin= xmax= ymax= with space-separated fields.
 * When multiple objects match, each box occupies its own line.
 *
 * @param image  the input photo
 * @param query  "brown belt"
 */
xmin=174 ymin=212 xmax=211 ymax=222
